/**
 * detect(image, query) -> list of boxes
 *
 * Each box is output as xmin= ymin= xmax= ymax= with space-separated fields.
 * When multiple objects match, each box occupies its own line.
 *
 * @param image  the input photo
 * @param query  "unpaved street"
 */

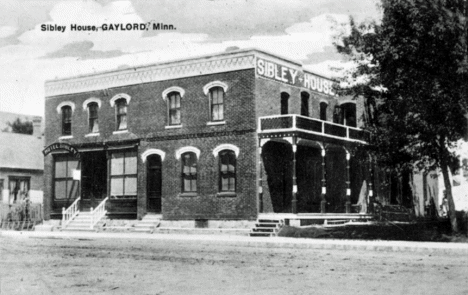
xmin=1 ymin=235 xmax=467 ymax=295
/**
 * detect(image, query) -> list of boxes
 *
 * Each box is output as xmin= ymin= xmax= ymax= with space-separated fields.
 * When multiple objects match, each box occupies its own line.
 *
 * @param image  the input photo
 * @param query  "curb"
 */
xmin=2 ymin=230 xmax=468 ymax=255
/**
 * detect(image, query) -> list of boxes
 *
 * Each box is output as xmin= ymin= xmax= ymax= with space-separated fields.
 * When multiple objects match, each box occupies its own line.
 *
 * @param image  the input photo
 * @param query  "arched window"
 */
xmin=61 ymin=106 xmax=72 ymax=135
xmin=181 ymin=152 xmax=197 ymax=192
xmin=340 ymin=102 xmax=357 ymax=127
xmin=209 ymin=87 xmax=225 ymax=122
xmin=168 ymin=92 xmax=181 ymax=125
xmin=281 ymin=92 xmax=289 ymax=115
xmin=301 ymin=92 xmax=310 ymax=117
xmin=219 ymin=150 xmax=236 ymax=192
xmin=320 ymin=101 xmax=328 ymax=121
xmin=115 ymin=98 xmax=128 ymax=130
xmin=87 ymin=102 xmax=99 ymax=133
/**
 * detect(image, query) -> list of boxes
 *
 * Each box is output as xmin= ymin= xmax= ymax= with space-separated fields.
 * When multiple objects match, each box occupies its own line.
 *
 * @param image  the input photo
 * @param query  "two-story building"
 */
xmin=43 ymin=49 xmax=374 ymax=226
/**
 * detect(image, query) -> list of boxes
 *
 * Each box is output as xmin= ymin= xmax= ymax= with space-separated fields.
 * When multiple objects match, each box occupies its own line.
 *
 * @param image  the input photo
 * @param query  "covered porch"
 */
xmin=257 ymin=114 xmax=375 ymax=215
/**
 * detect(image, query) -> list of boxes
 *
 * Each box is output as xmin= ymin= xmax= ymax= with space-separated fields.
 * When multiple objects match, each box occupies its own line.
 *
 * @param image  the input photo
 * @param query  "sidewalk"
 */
xmin=2 ymin=230 xmax=468 ymax=255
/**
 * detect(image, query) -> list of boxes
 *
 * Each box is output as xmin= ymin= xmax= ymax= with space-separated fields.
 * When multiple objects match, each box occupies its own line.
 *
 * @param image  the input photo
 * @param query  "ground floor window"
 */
xmin=181 ymin=152 xmax=197 ymax=192
xmin=110 ymin=150 xmax=137 ymax=199
xmin=8 ymin=176 xmax=30 ymax=204
xmin=54 ymin=155 xmax=79 ymax=200
xmin=219 ymin=150 xmax=236 ymax=192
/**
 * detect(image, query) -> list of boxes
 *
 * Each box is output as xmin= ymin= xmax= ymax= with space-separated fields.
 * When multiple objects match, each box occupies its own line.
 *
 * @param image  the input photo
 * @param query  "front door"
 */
xmin=147 ymin=155 xmax=162 ymax=213
xmin=81 ymin=151 xmax=107 ymax=211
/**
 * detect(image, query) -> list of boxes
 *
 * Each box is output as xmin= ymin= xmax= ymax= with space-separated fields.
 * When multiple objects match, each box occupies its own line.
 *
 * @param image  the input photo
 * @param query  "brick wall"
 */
xmin=44 ymin=69 xmax=258 ymax=220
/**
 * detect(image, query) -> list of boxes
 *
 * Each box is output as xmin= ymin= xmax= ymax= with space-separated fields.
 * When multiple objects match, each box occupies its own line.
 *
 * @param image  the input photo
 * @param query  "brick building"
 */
xmin=43 ymin=49 xmax=372 ymax=225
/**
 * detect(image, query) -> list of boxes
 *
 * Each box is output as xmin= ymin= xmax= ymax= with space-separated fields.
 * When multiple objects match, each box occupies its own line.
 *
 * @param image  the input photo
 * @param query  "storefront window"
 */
xmin=110 ymin=151 xmax=137 ymax=198
xmin=54 ymin=155 xmax=79 ymax=200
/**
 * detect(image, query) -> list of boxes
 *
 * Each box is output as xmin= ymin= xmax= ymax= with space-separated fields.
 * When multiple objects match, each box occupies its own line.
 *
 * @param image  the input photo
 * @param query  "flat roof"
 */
xmin=45 ymin=48 xmax=334 ymax=98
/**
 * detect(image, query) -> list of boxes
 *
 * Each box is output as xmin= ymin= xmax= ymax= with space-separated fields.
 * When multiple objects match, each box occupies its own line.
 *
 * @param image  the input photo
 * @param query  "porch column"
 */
xmin=345 ymin=150 xmax=351 ymax=213
xmin=292 ymin=137 xmax=298 ymax=214
xmin=368 ymin=154 xmax=375 ymax=213
xmin=320 ymin=146 xmax=327 ymax=213
xmin=258 ymin=145 xmax=264 ymax=213
xmin=258 ymin=138 xmax=269 ymax=214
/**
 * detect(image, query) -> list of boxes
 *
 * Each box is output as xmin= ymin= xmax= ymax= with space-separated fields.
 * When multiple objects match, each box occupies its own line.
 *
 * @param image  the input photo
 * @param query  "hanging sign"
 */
xmin=256 ymin=57 xmax=336 ymax=96
xmin=42 ymin=142 xmax=80 ymax=158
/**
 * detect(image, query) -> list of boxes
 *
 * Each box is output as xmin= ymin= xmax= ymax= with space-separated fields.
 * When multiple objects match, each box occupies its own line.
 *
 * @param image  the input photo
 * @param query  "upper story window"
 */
xmin=168 ymin=92 xmax=181 ymax=125
xmin=88 ymin=102 xmax=99 ymax=133
xmin=181 ymin=152 xmax=197 ymax=193
xmin=61 ymin=106 xmax=72 ymax=135
xmin=162 ymin=87 xmax=185 ymax=127
xmin=56 ymin=101 xmax=75 ymax=137
xmin=340 ymin=102 xmax=357 ymax=127
xmin=115 ymin=98 xmax=128 ymax=130
xmin=320 ymin=101 xmax=328 ymax=121
xmin=281 ymin=92 xmax=289 ymax=115
xmin=301 ymin=92 xmax=310 ymax=117
xmin=110 ymin=93 xmax=131 ymax=131
xmin=83 ymin=98 xmax=101 ymax=134
xmin=209 ymin=87 xmax=225 ymax=121
xmin=203 ymin=81 xmax=228 ymax=123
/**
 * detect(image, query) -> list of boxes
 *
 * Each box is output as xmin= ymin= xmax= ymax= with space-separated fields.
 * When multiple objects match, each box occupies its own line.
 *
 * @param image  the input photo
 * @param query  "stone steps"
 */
xmin=249 ymin=219 xmax=284 ymax=237
xmin=133 ymin=214 xmax=161 ymax=233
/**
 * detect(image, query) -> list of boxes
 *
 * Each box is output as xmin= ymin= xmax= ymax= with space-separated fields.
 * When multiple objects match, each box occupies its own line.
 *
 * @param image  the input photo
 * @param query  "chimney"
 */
xmin=32 ymin=116 xmax=42 ymax=139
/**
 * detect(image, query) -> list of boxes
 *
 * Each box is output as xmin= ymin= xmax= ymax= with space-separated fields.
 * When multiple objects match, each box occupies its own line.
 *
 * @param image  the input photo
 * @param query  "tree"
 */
xmin=6 ymin=118 xmax=33 ymax=135
xmin=334 ymin=0 xmax=468 ymax=232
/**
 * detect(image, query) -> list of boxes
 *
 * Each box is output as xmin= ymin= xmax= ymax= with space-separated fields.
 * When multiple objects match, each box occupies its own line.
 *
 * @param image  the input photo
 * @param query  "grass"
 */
xmin=278 ymin=220 xmax=468 ymax=242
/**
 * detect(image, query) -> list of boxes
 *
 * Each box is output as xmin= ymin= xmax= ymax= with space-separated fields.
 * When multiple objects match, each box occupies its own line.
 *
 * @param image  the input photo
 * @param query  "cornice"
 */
xmin=45 ymin=52 xmax=257 ymax=98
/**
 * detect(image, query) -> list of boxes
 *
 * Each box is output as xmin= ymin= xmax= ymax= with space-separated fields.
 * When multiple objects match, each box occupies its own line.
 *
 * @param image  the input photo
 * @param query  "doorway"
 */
xmin=81 ymin=151 xmax=107 ymax=211
xmin=147 ymin=154 xmax=162 ymax=213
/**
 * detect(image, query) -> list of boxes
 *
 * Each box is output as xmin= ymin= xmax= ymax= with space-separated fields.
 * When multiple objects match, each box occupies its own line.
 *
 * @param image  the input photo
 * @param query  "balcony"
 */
xmin=258 ymin=114 xmax=368 ymax=143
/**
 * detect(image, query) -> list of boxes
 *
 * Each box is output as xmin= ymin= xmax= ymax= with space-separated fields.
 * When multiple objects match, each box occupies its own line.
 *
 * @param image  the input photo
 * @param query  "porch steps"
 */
xmin=249 ymin=219 xmax=284 ymax=237
xmin=134 ymin=214 xmax=161 ymax=233
xmin=62 ymin=212 xmax=100 ymax=232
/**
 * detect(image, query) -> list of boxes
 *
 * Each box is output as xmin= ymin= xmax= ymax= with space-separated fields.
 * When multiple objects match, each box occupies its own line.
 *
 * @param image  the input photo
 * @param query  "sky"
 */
xmin=0 ymin=0 xmax=380 ymax=117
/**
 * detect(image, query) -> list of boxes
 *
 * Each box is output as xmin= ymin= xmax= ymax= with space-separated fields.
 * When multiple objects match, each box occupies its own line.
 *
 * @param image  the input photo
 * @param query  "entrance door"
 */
xmin=81 ymin=151 xmax=107 ymax=211
xmin=147 ymin=155 xmax=162 ymax=213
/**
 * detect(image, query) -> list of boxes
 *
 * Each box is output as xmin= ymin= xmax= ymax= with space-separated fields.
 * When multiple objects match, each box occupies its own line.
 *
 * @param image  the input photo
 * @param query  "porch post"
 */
xmin=345 ymin=150 xmax=351 ymax=213
xmin=320 ymin=146 xmax=327 ymax=213
xmin=292 ymin=137 xmax=298 ymax=214
xmin=258 ymin=138 xmax=269 ymax=214
xmin=368 ymin=154 xmax=375 ymax=213
xmin=258 ymin=145 xmax=263 ymax=214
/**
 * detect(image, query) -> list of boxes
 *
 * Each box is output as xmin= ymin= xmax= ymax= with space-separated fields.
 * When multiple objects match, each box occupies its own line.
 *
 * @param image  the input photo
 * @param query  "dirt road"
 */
xmin=1 ymin=235 xmax=467 ymax=295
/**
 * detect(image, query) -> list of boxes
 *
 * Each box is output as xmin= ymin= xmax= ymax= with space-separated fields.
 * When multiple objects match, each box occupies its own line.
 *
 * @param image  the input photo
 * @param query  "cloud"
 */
xmin=43 ymin=40 xmax=125 ymax=60
xmin=0 ymin=0 xmax=380 ymax=116
xmin=0 ymin=26 xmax=17 ymax=38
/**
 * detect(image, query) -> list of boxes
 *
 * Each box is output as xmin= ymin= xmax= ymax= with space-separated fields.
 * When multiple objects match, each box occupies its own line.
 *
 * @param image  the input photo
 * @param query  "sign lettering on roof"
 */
xmin=256 ymin=58 xmax=335 ymax=96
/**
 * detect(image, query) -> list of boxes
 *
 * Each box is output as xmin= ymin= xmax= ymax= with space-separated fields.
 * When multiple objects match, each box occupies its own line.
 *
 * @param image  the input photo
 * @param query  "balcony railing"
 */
xmin=259 ymin=114 xmax=368 ymax=143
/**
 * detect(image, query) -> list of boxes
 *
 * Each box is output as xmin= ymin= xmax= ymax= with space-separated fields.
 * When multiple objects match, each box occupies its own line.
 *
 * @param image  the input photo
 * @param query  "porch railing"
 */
xmin=259 ymin=114 xmax=369 ymax=143
xmin=62 ymin=197 xmax=80 ymax=227
xmin=90 ymin=197 xmax=108 ymax=229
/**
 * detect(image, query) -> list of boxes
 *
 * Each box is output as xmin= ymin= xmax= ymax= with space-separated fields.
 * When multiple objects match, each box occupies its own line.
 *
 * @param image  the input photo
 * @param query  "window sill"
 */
xmin=217 ymin=192 xmax=236 ymax=198
xmin=59 ymin=135 xmax=73 ymax=140
xmin=85 ymin=133 xmax=100 ymax=137
xmin=113 ymin=130 xmax=128 ymax=134
xmin=165 ymin=125 xmax=182 ymax=129
xmin=179 ymin=192 xmax=198 ymax=197
xmin=207 ymin=121 xmax=226 ymax=126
